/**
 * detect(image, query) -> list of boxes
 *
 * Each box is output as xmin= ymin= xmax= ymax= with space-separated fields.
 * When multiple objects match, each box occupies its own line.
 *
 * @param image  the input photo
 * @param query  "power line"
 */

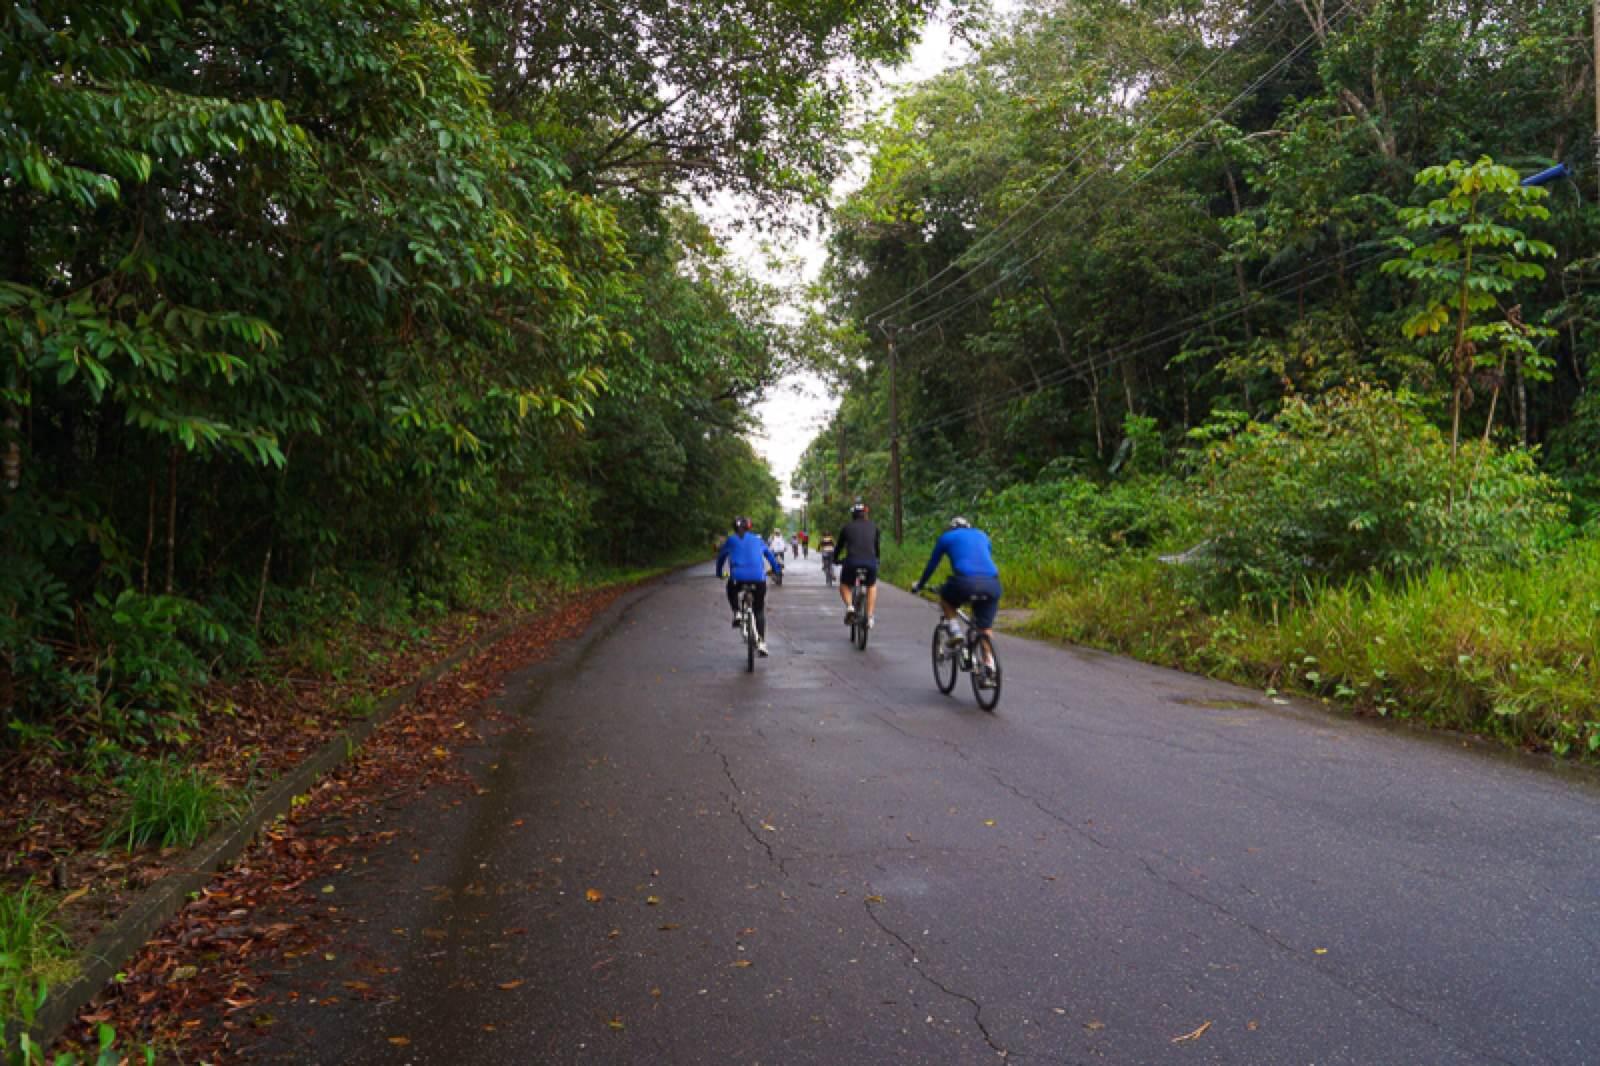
xmin=891 ymin=5 xmax=1353 ymax=343
xmin=896 ymin=238 xmax=1409 ymax=442
xmin=864 ymin=2 xmax=1292 ymax=330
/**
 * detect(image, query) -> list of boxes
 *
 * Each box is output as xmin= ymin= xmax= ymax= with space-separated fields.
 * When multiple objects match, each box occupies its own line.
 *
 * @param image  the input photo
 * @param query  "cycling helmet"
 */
xmin=850 ymin=501 xmax=868 ymax=517
xmin=733 ymin=516 xmax=752 ymax=533
xmin=948 ymin=516 xmax=972 ymax=530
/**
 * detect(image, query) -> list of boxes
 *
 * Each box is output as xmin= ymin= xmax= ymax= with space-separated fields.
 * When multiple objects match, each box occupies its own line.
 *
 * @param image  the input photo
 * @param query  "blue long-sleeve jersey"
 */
xmin=916 ymin=527 xmax=999 ymax=586
xmin=716 ymin=531 xmax=780 ymax=582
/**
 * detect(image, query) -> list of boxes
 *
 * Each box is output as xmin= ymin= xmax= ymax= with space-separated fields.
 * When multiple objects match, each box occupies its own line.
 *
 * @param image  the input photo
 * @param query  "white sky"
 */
xmin=718 ymin=14 xmax=978 ymax=508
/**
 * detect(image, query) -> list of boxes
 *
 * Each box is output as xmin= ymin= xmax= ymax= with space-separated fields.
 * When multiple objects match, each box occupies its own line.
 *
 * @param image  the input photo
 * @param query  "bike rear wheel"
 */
xmin=746 ymin=615 xmax=756 ymax=672
xmin=852 ymin=585 xmax=869 ymax=650
xmin=970 ymin=633 xmax=1000 ymax=711
xmin=931 ymin=628 xmax=957 ymax=694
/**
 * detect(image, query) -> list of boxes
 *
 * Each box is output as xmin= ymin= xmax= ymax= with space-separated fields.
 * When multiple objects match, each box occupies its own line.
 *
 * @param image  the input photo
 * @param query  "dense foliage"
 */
xmin=0 ymin=0 xmax=938 ymax=755
xmin=811 ymin=0 xmax=1600 ymax=751
xmin=801 ymin=0 xmax=1600 ymax=530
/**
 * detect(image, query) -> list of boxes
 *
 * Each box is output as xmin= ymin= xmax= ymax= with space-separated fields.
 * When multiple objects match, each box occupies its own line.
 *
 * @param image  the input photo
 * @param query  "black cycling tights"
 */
xmin=726 ymin=580 xmax=768 ymax=639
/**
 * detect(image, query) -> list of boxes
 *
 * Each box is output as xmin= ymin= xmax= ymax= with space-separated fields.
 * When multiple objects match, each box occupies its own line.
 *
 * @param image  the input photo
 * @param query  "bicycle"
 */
xmin=925 ymin=593 xmax=1002 ymax=711
xmin=732 ymin=582 xmax=762 ymax=672
xmin=821 ymin=552 xmax=835 ymax=587
xmin=846 ymin=568 xmax=868 ymax=650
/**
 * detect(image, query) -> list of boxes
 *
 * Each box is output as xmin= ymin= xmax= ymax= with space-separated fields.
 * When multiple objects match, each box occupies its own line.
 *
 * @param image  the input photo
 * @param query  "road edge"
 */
xmin=29 ymin=573 xmax=673 ymax=1048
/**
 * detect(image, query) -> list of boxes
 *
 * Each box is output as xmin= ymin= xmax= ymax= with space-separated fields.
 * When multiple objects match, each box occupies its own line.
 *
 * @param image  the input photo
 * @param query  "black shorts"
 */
xmin=839 ymin=562 xmax=878 ymax=588
xmin=941 ymin=574 xmax=1002 ymax=628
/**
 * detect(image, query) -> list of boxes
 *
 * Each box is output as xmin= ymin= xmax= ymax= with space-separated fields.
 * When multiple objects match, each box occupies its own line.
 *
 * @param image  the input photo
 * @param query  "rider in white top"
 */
xmin=767 ymin=531 xmax=787 ymax=560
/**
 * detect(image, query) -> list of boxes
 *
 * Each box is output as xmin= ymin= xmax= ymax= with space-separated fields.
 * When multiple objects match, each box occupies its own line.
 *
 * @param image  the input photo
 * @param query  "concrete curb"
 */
xmin=29 ymin=575 xmax=667 ymax=1048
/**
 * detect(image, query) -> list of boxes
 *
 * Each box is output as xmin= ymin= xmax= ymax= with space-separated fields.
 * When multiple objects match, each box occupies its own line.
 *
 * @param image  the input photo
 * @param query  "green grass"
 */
xmin=109 ymin=758 xmax=236 ymax=852
xmin=0 ymin=881 xmax=76 ymax=1038
xmin=1019 ymin=537 xmax=1600 ymax=755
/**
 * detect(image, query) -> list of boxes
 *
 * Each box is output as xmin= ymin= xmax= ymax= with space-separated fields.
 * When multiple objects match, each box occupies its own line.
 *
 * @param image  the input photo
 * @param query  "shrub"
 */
xmin=87 ymin=592 xmax=231 ymax=748
xmin=1191 ymin=387 xmax=1567 ymax=602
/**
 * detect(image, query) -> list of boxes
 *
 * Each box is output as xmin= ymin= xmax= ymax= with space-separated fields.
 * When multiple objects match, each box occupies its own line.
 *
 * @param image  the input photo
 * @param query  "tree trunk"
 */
xmin=165 ymin=446 xmax=179 ymax=596
xmin=253 ymin=540 xmax=273 ymax=635
xmin=2 ymin=407 xmax=18 ymax=491
xmin=142 ymin=474 xmax=156 ymax=593
xmin=1512 ymin=349 xmax=1528 ymax=444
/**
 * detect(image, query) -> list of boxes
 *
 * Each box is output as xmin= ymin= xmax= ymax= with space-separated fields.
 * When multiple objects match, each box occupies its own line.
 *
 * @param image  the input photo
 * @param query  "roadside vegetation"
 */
xmin=814 ymin=0 xmax=1600 ymax=758
xmin=1 ymin=0 xmax=941 ymax=1050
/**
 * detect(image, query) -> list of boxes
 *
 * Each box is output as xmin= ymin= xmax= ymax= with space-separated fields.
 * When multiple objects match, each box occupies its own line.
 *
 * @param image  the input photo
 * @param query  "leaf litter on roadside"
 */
xmin=48 ymin=586 xmax=633 ymax=1062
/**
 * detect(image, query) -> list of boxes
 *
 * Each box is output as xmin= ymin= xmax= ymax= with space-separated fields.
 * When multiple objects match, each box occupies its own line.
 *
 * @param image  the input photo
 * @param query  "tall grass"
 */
xmin=0 ymin=881 xmax=74 ymax=1036
xmin=109 ymin=758 xmax=236 ymax=852
xmin=1023 ymin=537 xmax=1600 ymax=754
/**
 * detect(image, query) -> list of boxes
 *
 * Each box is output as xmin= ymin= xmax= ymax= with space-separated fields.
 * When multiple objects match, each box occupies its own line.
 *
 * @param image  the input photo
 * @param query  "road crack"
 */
xmin=701 ymin=735 xmax=787 ymax=876
xmin=863 ymin=899 xmax=1010 ymax=1059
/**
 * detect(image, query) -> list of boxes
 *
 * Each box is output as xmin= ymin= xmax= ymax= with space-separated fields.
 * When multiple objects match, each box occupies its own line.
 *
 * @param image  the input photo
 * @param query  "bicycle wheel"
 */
xmin=853 ymin=587 xmax=869 ymax=650
xmin=970 ymin=634 xmax=1001 ymax=711
xmin=746 ymin=615 xmax=756 ymax=672
xmin=931 ymin=628 xmax=957 ymax=694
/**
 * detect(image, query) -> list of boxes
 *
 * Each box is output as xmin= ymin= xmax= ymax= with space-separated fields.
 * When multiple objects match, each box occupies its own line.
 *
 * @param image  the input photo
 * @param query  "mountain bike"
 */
xmin=733 ymin=581 xmax=761 ymax=672
xmin=821 ymin=552 xmax=835 ymax=587
xmin=925 ymin=593 xmax=1001 ymax=711
xmin=847 ymin=569 xmax=868 ymax=650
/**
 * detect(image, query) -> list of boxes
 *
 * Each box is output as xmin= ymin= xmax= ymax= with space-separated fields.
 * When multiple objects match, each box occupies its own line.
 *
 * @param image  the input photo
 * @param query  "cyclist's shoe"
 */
xmin=732 ymin=615 xmax=741 ymax=629
xmin=943 ymin=620 xmax=964 ymax=645
xmin=757 ymin=641 xmax=770 ymax=657
xmin=867 ymin=615 xmax=876 ymax=629
xmin=844 ymin=608 xmax=856 ymax=625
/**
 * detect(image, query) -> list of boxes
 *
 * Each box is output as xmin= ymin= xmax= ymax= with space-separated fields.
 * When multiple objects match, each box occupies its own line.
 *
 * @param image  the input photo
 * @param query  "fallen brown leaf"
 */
xmin=585 ymin=887 xmax=604 ymax=902
xmin=1172 ymin=1020 xmax=1212 ymax=1044
xmin=498 ymin=979 xmax=524 ymax=990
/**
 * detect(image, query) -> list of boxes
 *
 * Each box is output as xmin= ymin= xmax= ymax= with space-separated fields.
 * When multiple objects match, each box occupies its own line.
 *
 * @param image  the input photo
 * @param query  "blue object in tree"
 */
xmin=1520 ymin=163 xmax=1570 ymax=188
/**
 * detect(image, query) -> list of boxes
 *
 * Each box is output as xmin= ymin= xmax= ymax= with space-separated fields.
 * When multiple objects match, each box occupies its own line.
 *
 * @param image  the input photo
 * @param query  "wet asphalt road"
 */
xmin=254 ymin=558 xmax=1600 ymax=1065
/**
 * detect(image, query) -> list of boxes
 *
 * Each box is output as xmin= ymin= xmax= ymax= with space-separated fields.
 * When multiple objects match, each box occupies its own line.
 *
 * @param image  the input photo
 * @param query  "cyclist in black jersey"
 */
xmin=833 ymin=502 xmax=881 ymax=629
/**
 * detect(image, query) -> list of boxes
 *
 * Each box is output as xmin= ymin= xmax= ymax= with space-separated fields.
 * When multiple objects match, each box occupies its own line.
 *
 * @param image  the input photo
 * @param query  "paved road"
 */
xmin=256 ymin=558 xmax=1600 ymax=1065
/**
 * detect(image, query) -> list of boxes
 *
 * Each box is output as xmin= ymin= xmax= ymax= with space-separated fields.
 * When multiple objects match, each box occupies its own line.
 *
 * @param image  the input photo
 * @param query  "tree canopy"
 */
xmin=801 ymin=0 xmax=1599 ymax=526
xmin=1 ymin=0 xmax=931 ymax=746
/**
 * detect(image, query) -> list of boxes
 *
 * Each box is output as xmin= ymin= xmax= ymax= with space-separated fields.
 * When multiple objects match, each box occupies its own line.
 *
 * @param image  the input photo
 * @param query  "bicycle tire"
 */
xmin=746 ymin=615 xmax=756 ymax=672
xmin=931 ymin=628 xmax=957 ymax=694
xmin=852 ymin=585 xmax=868 ymax=650
xmin=970 ymin=634 xmax=1001 ymax=711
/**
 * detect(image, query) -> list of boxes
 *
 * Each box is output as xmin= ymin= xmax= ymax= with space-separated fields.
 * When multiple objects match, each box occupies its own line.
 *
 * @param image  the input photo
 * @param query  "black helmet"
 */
xmin=850 ymin=501 xmax=868 ymax=517
xmin=948 ymin=516 xmax=972 ymax=530
xmin=733 ymin=516 xmax=752 ymax=533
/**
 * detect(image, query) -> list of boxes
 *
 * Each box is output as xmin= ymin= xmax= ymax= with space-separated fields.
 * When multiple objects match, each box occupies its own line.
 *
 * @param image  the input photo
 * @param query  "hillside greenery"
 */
xmin=807 ymin=0 xmax=1600 ymax=753
xmin=0 ymin=0 xmax=946 ymax=760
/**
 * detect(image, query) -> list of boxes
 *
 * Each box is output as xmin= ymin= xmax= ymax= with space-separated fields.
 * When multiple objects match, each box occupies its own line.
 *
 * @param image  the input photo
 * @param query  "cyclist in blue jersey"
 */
xmin=911 ymin=517 xmax=1002 ymax=647
xmin=716 ymin=516 xmax=782 ymax=656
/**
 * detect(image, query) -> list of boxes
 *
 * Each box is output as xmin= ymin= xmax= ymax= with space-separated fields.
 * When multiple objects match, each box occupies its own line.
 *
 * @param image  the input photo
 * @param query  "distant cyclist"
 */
xmin=834 ymin=502 xmax=881 ymax=629
xmin=718 ymin=517 xmax=782 ymax=656
xmin=767 ymin=529 xmax=787 ymax=565
xmin=818 ymin=534 xmax=836 ymax=583
xmin=911 ymin=517 xmax=1001 ymax=650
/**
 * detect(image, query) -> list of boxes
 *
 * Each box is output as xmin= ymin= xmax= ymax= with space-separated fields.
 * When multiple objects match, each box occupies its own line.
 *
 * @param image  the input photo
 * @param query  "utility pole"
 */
xmin=886 ymin=328 xmax=904 ymax=545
